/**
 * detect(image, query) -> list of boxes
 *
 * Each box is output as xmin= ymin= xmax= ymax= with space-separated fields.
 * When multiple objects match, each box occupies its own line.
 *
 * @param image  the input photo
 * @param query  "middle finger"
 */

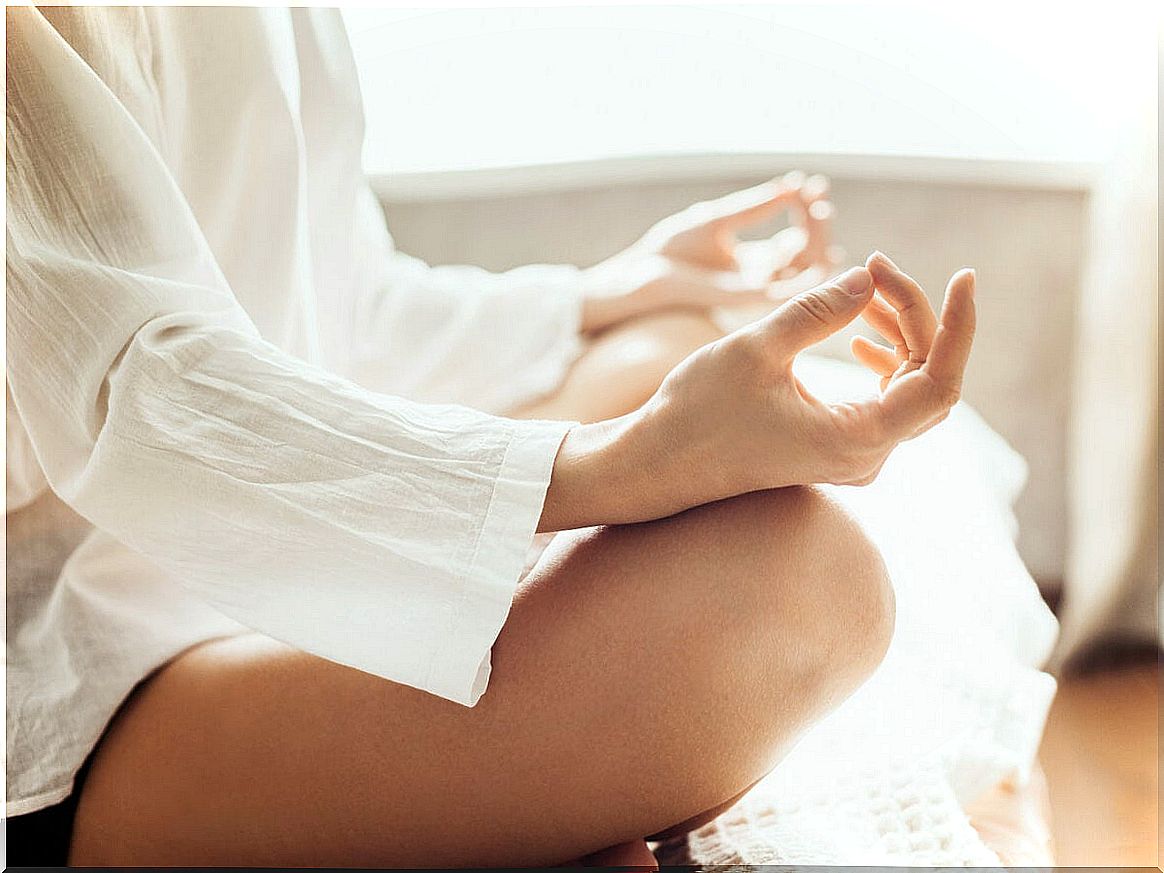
xmin=865 ymin=251 xmax=938 ymax=365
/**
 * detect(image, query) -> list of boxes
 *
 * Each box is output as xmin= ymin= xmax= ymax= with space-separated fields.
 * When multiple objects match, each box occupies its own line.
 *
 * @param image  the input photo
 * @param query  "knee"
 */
xmin=811 ymin=492 xmax=895 ymax=682
xmin=734 ymin=487 xmax=895 ymax=696
xmin=600 ymin=310 xmax=724 ymax=385
xmin=638 ymin=486 xmax=894 ymax=811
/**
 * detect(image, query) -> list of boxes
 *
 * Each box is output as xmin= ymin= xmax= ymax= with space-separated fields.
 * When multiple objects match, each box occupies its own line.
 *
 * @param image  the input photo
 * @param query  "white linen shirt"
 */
xmin=5 ymin=6 xmax=583 ymax=815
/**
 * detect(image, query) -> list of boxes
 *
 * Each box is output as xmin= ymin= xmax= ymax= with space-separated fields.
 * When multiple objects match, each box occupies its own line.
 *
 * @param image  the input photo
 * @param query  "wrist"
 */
xmin=577 ymin=255 xmax=659 ymax=334
xmin=539 ymin=409 xmax=659 ymax=531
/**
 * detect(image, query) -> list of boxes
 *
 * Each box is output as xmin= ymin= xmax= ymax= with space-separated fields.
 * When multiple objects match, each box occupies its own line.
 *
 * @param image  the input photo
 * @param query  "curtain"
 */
xmin=1054 ymin=70 xmax=1159 ymax=669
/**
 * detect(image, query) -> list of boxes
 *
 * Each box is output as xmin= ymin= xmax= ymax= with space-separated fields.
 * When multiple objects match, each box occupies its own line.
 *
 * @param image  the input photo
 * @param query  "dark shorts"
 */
xmin=6 ymin=754 xmax=95 ymax=867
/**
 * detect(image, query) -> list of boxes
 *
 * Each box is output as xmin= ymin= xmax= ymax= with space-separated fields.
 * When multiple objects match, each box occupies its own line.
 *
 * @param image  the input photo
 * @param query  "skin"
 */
xmin=540 ymin=255 xmax=975 ymax=532
xmin=69 ymin=178 xmax=977 ymax=867
xmin=576 ymin=171 xmax=840 ymax=334
xmin=71 ymin=487 xmax=893 ymax=867
xmin=512 ymin=308 xmax=726 ymax=424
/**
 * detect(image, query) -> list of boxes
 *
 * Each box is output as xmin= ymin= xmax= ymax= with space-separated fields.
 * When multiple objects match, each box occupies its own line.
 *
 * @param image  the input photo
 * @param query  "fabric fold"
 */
xmin=6 ymin=5 xmax=581 ymax=811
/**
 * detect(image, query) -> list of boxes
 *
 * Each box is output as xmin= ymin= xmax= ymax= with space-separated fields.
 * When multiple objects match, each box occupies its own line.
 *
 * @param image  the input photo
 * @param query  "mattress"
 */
xmin=655 ymin=354 xmax=1060 ymax=866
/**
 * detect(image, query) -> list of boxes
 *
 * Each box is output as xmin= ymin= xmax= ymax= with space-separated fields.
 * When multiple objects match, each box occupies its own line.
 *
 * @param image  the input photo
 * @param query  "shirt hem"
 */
xmin=6 ymin=785 xmax=74 ymax=817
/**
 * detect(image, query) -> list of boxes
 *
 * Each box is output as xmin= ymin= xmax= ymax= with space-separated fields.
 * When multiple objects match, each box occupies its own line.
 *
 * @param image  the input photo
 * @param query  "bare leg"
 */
xmin=71 ymin=487 xmax=893 ymax=866
xmin=519 ymin=307 xmax=740 ymax=866
xmin=512 ymin=309 xmax=724 ymax=423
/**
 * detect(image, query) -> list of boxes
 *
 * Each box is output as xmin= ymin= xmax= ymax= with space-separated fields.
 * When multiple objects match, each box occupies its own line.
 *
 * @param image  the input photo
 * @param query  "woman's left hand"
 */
xmin=579 ymin=171 xmax=840 ymax=333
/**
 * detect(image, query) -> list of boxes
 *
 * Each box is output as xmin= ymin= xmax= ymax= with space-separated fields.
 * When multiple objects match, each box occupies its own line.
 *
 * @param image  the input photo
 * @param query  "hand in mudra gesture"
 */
xmin=545 ymin=252 xmax=976 ymax=529
xmin=647 ymin=170 xmax=839 ymax=282
xmin=580 ymin=173 xmax=840 ymax=332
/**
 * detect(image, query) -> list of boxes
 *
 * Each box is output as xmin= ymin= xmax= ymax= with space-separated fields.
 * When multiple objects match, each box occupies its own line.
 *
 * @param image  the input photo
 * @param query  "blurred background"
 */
xmin=343 ymin=4 xmax=1158 ymax=863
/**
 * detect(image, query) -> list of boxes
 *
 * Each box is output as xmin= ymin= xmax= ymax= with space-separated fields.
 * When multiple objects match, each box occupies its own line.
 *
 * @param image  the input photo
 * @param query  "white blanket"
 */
xmin=660 ymin=355 xmax=1059 ymax=866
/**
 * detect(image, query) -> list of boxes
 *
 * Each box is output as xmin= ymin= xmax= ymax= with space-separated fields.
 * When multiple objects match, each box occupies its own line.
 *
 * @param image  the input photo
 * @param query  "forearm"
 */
xmin=537 ymin=403 xmax=726 ymax=532
xmin=579 ymin=293 xmax=651 ymax=336
xmin=538 ymin=416 xmax=638 ymax=532
xmin=576 ymin=255 xmax=658 ymax=335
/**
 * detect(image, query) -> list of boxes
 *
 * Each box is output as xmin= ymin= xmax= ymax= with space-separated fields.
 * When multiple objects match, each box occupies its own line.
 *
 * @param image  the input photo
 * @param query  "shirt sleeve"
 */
xmin=5 ymin=6 xmax=572 ymax=706
xmin=281 ymin=5 xmax=587 ymax=415
xmin=349 ymin=222 xmax=586 ymax=415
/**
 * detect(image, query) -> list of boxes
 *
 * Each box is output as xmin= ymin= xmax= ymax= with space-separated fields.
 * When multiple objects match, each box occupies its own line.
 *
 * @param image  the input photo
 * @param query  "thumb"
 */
xmin=759 ymin=266 xmax=873 ymax=361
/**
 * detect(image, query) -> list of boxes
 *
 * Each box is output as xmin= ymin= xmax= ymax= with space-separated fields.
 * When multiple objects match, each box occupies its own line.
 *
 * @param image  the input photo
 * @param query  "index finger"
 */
xmin=700 ymin=177 xmax=803 ymax=230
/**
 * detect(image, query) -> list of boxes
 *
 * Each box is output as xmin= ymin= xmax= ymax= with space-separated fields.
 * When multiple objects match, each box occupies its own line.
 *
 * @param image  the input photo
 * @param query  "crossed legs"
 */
xmin=71 ymin=486 xmax=892 ymax=866
xmin=512 ymin=309 xmax=726 ymax=423
xmin=70 ymin=310 xmax=895 ymax=866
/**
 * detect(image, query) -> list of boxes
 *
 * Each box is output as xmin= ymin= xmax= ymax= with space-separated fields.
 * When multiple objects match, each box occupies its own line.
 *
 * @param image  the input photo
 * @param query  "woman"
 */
xmin=6 ymin=7 xmax=976 ymax=866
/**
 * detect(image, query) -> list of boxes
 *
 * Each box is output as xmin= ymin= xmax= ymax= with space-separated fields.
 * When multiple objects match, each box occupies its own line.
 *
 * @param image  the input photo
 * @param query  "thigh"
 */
xmin=71 ymin=488 xmax=885 ymax=867
xmin=512 ymin=309 xmax=723 ymax=423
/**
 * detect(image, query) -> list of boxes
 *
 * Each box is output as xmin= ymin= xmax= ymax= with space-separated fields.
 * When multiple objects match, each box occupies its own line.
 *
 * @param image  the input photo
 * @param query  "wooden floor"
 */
xmin=1039 ymin=657 xmax=1159 ymax=866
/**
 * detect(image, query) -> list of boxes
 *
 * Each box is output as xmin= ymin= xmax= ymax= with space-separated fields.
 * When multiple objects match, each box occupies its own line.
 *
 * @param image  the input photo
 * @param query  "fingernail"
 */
xmin=808 ymin=199 xmax=834 ymax=221
xmin=967 ymin=268 xmax=977 ymax=298
xmin=835 ymin=266 xmax=872 ymax=295
xmin=804 ymin=174 xmax=830 ymax=198
xmin=869 ymin=250 xmax=898 ymax=269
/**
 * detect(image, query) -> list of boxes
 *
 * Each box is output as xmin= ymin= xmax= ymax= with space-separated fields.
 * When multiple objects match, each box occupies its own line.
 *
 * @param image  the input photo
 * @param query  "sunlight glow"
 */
xmin=343 ymin=4 xmax=1156 ymax=174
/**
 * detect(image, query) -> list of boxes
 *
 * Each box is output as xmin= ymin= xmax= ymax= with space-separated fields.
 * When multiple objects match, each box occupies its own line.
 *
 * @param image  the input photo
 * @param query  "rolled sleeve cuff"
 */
xmin=423 ymin=416 xmax=575 ymax=705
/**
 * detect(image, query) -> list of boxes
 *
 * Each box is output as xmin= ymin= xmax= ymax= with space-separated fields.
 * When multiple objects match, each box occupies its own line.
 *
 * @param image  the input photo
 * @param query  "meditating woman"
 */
xmin=6 ymin=7 xmax=975 ymax=866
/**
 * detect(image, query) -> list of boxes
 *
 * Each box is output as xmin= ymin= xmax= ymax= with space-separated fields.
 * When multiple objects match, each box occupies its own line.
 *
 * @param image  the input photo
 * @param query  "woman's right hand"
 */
xmin=540 ymin=253 xmax=976 ymax=531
